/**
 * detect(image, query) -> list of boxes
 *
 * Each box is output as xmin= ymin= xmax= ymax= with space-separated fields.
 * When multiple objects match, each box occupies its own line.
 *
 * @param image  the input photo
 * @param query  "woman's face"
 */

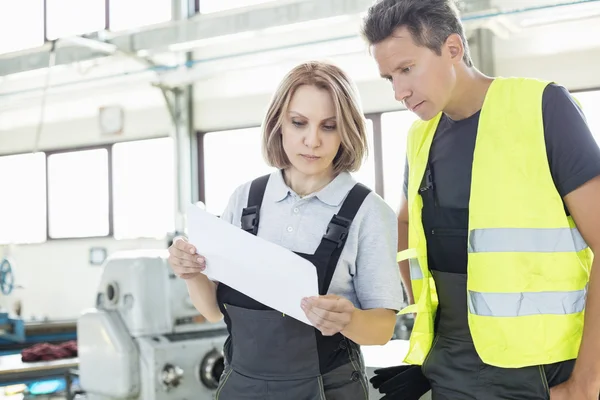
xmin=280 ymin=84 xmax=342 ymax=178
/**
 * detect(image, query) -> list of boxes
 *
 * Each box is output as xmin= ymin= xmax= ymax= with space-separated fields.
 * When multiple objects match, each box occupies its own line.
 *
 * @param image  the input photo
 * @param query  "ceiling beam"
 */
xmin=0 ymin=0 xmax=373 ymax=77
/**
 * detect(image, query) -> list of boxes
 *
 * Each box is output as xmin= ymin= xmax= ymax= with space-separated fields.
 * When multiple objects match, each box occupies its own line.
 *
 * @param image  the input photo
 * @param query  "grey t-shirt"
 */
xmin=220 ymin=170 xmax=405 ymax=312
xmin=404 ymin=84 xmax=600 ymax=211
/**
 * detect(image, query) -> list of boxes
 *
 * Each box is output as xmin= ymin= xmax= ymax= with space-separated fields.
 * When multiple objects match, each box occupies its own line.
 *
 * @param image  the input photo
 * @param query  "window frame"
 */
xmin=0 ymin=150 xmax=48 ymax=245
xmin=40 ymin=0 xmax=199 ymax=45
xmin=111 ymin=136 xmax=177 ymax=240
xmin=44 ymin=144 xmax=114 ymax=241
xmin=3 ymin=85 xmax=599 ymax=244
xmin=196 ymin=124 xmax=260 ymax=205
xmin=196 ymin=114 xmax=389 ymax=206
xmin=0 ymin=135 xmax=176 ymax=243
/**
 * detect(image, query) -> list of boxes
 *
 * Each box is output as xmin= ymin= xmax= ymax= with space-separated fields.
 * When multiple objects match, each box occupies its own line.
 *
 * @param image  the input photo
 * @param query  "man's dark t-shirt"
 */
xmin=403 ymin=83 xmax=600 ymax=220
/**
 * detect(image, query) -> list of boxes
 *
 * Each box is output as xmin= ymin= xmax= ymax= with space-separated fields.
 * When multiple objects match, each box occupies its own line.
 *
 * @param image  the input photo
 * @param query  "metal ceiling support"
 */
xmin=466 ymin=0 xmax=496 ymax=77
xmin=0 ymin=0 xmax=374 ymax=77
xmin=471 ymin=27 xmax=496 ymax=76
xmin=170 ymin=0 xmax=199 ymax=232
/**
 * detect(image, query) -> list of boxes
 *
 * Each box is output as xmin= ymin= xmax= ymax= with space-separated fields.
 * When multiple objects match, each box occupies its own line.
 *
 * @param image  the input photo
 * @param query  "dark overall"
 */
xmin=215 ymin=174 xmax=371 ymax=400
xmin=418 ymin=162 xmax=576 ymax=400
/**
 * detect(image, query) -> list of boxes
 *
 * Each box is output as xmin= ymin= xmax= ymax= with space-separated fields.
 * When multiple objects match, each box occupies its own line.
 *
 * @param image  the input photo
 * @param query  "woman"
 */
xmin=168 ymin=61 xmax=404 ymax=399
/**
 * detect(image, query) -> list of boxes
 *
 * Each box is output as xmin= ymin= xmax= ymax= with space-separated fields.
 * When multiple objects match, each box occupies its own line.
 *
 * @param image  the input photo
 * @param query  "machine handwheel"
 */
xmin=0 ymin=258 xmax=14 ymax=296
xmin=199 ymin=349 xmax=225 ymax=389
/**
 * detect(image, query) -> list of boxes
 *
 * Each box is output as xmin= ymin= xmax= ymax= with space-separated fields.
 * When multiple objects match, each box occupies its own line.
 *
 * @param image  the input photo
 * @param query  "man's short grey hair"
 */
xmin=361 ymin=0 xmax=473 ymax=67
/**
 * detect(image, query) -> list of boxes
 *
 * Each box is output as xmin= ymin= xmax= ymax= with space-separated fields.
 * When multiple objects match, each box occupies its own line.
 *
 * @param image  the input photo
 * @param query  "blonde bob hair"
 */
xmin=261 ymin=61 xmax=368 ymax=174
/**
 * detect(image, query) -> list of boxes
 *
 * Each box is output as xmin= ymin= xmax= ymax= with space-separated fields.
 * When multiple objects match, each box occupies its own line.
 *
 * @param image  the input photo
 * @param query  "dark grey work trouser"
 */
xmin=424 ymin=272 xmax=576 ymax=400
xmin=422 ymin=329 xmax=575 ymax=400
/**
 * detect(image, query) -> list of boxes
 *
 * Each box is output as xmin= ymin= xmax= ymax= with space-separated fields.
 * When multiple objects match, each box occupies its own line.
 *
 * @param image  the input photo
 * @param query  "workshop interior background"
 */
xmin=1 ymin=0 xmax=600 ymax=399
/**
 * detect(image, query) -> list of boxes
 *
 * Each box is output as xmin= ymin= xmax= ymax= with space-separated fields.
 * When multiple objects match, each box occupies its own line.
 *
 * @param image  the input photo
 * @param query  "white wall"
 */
xmin=1 ymin=9 xmax=600 ymax=321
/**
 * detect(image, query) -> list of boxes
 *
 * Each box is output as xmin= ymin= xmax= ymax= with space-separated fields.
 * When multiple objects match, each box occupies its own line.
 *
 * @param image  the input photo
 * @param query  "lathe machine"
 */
xmin=77 ymin=249 xmax=229 ymax=400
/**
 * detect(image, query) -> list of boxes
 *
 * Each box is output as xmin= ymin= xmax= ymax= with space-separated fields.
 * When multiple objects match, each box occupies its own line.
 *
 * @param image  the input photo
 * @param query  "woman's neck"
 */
xmin=283 ymin=168 xmax=336 ymax=197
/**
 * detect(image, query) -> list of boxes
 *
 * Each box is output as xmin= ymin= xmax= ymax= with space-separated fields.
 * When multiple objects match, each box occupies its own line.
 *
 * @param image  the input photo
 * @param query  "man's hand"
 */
xmin=301 ymin=294 xmax=355 ymax=336
xmin=550 ymin=378 xmax=599 ymax=400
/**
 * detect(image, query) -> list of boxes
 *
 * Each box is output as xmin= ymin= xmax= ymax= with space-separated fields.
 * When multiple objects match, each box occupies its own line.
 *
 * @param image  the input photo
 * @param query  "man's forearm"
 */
xmin=571 ymin=255 xmax=600 ymax=394
xmin=398 ymin=220 xmax=414 ymax=304
xmin=341 ymin=308 xmax=396 ymax=346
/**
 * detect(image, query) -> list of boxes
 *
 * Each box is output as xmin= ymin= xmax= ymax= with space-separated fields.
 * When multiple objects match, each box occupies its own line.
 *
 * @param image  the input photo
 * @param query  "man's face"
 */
xmin=372 ymin=26 xmax=459 ymax=121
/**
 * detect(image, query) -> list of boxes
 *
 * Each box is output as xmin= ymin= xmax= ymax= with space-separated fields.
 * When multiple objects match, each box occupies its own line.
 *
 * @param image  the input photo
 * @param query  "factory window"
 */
xmin=351 ymin=118 xmax=376 ymax=191
xmin=0 ymin=0 xmax=44 ymax=55
xmin=0 ymin=153 xmax=47 ymax=245
xmin=112 ymin=137 xmax=176 ymax=239
xmin=203 ymin=127 xmax=277 ymax=215
xmin=109 ymin=0 xmax=172 ymax=32
xmin=45 ymin=0 xmax=106 ymax=40
xmin=574 ymin=90 xmax=600 ymax=145
xmin=200 ymin=0 xmax=279 ymax=14
xmin=381 ymin=110 xmax=419 ymax=213
xmin=47 ymin=148 xmax=110 ymax=239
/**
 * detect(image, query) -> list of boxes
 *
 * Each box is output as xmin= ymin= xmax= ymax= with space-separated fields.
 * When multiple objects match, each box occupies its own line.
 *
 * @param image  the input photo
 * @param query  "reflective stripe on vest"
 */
xmin=468 ymin=286 xmax=587 ymax=317
xmin=468 ymin=226 xmax=588 ymax=318
xmin=397 ymin=250 xmax=423 ymax=279
xmin=468 ymin=227 xmax=588 ymax=253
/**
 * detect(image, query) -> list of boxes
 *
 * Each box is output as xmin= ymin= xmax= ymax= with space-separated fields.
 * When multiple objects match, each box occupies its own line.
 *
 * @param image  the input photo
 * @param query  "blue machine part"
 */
xmin=28 ymin=378 xmax=67 ymax=395
xmin=0 ymin=258 xmax=24 ymax=343
xmin=0 ymin=312 xmax=25 ymax=343
xmin=0 ymin=258 xmax=14 ymax=295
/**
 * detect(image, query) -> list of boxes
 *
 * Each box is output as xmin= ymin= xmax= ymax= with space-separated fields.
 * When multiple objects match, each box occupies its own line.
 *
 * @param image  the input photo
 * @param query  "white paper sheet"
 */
xmin=186 ymin=203 xmax=319 ymax=325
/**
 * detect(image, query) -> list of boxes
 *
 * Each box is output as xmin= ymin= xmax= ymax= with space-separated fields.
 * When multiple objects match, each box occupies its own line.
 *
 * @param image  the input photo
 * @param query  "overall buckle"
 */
xmin=241 ymin=206 xmax=259 ymax=234
xmin=323 ymin=215 xmax=352 ymax=248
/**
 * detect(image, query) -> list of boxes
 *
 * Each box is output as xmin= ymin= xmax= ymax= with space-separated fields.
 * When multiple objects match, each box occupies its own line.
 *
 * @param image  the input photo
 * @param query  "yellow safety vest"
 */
xmin=398 ymin=77 xmax=593 ymax=368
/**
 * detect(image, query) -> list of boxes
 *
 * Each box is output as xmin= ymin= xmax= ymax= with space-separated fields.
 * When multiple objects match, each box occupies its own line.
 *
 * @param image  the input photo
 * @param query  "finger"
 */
xmin=174 ymin=260 xmax=204 ymax=273
xmin=174 ymin=237 xmax=196 ymax=254
xmin=171 ymin=256 xmax=205 ymax=271
xmin=180 ymin=272 xmax=200 ymax=279
xmin=304 ymin=310 xmax=343 ymax=334
xmin=303 ymin=299 xmax=352 ymax=326
xmin=301 ymin=298 xmax=327 ymax=320
xmin=169 ymin=246 xmax=205 ymax=265
xmin=304 ymin=303 xmax=336 ymax=324
xmin=308 ymin=296 xmax=355 ymax=313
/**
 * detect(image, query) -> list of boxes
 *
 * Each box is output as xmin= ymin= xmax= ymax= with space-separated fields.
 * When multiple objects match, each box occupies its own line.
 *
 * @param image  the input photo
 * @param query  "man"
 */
xmin=361 ymin=0 xmax=600 ymax=399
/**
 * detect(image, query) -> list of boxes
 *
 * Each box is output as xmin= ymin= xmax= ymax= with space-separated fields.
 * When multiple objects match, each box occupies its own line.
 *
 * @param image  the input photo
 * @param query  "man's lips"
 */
xmin=408 ymin=101 xmax=424 ymax=112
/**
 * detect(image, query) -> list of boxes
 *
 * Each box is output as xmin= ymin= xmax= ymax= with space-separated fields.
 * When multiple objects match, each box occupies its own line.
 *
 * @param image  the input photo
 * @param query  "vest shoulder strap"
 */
xmin=241 ymin=174 xmax=271 ymax=235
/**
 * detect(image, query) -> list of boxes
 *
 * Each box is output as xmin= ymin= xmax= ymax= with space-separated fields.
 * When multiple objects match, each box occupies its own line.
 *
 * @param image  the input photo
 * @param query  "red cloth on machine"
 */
xmin=20 ymin=340 xmax=78 ymax=362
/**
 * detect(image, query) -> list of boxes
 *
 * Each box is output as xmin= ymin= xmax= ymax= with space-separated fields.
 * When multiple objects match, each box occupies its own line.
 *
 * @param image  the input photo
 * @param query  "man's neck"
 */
xmin=443 ymin=67 xmax=494 ymax=121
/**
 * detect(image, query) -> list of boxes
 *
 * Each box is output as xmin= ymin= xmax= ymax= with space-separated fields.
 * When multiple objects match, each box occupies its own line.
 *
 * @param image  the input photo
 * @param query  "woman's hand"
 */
xmin=168 ymin=237 xmax=206 ymax=279
xmin=301 ymin=294 xmax=355 ymax=336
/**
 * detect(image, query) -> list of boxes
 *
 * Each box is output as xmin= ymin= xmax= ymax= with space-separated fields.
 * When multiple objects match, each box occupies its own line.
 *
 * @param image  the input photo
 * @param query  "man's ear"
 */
xmin=445 ymin=33 xmax=464 ymax=63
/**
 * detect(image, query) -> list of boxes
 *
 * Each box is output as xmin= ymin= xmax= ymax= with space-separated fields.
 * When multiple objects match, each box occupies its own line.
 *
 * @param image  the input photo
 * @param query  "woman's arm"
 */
xmin=185 ymin=274 xmax=223 ymax=323
xmin=342 ymin=308 xmax=397 ymax=345
xmin=302 ymin=193 xmax=404 ymax=345
xmin=302 ymin=295 xmax=396 ymax=345
xmin=177 ymin=184 xmax=244 ymax=323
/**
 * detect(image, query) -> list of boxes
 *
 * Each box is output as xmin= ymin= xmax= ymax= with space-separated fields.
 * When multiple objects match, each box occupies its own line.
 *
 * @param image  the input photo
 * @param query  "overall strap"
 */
xmin=241 ymin=174 xmax=270 ymax=235
xmin=318 ymin=183 xmax=371 ymax=295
